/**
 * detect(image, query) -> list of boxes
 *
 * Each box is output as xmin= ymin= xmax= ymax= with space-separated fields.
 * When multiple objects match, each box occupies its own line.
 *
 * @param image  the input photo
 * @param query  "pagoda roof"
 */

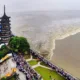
xmin=0 ymin=5 xmax=10 ymax=19
xmin=0 ymin=14 xmax=10 ymax=19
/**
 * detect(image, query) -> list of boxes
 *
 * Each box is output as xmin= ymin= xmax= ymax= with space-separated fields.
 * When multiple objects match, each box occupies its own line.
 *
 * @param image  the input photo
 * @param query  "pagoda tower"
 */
xmin=0 ymin=5 xmax=11 ymax=44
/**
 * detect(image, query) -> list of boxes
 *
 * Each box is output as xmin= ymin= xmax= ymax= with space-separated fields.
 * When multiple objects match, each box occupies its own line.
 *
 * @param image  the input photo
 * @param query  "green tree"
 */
xmin=1 ymin=77 xmax=7 ymax=80
xmin=8 ymin=36 xmax=20 ymax=52
xmin=0 ymin=51 xmax=5 ymax=59
xmin=0 ymin=45 xmax=9 ymax=59
xmin=1 ymin=45 xmax=8 ymax=50
xmin=8 ymin=36 xmax=30 ymax=54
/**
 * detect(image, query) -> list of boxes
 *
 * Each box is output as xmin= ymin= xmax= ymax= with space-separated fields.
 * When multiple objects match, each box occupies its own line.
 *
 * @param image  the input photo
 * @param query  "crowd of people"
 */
xmin=30 ymin=49 xmax=77 ymax=80
xmin=13 ymin=53 xmax=42 ymax=80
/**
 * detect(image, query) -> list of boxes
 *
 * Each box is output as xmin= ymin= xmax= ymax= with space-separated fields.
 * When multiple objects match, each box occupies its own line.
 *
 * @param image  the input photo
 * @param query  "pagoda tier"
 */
xmin=0 ymin=21 xmax=11 ymax=24
xmin=0 ymin=15 xmax=10 ymax=19
xmin=1 ymin=31 xmax=11 ymax=34
xmin=0 ymin=5 xmax=12 ymax=44
xmin=0 ymin=31 xmax=11 ymax=36
xmin=1 ymin=28 xmax=11 ymax=31
xmin=0 ymin=33 xmax=11 ymax=36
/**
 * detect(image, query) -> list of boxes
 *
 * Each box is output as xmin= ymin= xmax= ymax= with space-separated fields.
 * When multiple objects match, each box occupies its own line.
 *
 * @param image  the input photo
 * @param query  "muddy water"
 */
xmin=52 ymin=33 xmax=80 ymax=78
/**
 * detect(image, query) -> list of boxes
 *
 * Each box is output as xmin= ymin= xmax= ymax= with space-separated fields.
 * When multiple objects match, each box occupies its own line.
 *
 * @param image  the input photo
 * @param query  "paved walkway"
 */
xmin=16 ymin=70 xmax=26 ymax=80
xmin=26 ymin=56 xmax=32 ymax=61
xmin=30 ymin=61 xmax=52 ymax=70
xmin=0 ymin=57 xmax=26 ymax=80
xmin=26 ymin=57 xmax=52 ymax=70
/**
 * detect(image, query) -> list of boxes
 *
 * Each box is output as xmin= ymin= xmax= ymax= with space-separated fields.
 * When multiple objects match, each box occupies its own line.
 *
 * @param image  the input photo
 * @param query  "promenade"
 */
xmin=30 ymin=49 xmax=77 ymax=80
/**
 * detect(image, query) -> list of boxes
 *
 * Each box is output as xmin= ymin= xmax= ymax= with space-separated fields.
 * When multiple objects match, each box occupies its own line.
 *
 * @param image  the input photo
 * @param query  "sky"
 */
xmin=0 ymin=0 xmax=80 ymax=13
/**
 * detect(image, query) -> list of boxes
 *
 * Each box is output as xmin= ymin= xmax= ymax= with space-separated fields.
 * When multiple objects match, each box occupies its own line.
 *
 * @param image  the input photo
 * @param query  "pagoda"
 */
xmin=0 ymin=5 xmax=12 ymax=44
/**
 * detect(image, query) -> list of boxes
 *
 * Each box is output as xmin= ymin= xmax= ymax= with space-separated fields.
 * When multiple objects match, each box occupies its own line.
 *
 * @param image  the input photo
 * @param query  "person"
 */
xmin=39 ymin=76 xmax=43 ymax=80
xmin=32 ymin=76 xmax=35 ymax=80
xmin=50 ymin=76 xmax=52 ymax=80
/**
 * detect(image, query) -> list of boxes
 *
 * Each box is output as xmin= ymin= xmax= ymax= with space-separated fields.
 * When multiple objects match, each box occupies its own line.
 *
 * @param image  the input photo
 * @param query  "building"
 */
xmin=0 ymin=5 xmax=11 ymax=44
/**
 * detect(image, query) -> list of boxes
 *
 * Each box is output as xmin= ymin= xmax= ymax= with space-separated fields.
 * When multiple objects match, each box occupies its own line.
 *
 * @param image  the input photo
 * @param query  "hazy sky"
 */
xmin=0 ymin=0 xmax=80 ymax=12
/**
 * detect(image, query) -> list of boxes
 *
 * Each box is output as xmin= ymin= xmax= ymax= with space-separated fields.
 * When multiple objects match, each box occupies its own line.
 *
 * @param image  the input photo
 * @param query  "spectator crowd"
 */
xmin=13 ymin=53 xmax=41 ymax=80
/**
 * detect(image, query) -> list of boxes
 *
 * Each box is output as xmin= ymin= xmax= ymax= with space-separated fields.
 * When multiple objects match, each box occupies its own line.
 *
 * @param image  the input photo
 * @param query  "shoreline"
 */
xmin=51 ymin=29 xmax=80 ymax=78
xmin=50 ymin=28 xmax=80 ymax=59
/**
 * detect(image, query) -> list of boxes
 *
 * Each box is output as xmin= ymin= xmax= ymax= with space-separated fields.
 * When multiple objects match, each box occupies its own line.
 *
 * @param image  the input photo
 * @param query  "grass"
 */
xmin=1 ymin=73 xmax=19 ymax=80
xmin=40 ymin=61 xmax=49 ymax=67
xmin=24 ymin=54 xmax=31 ymax=59
xmin=0 ymin=48 xmax=9 ymax=59
xmin=1 ymin=76 xmax=16 ymax=80
xmin=35 ymin=66 xmax=66 ymax=80
xmin=32 ymin=56 xmax=37 ymax=59
xmin=10 ymin=77 xmax=15 ymax=80
xmin=28 ymin=60 xmax=38 ymax=66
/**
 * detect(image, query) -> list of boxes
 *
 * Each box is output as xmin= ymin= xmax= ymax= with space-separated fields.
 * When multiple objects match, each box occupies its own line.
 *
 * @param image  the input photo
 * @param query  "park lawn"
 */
xmin=10 ymin=77 xmax=15 ymax=80
xmin=35 ymin=66 xmax=66 ymax=80
xmin=24 ymin=54 xmax=31 ymax=59
xmin=40 ymin=61 xmax=49 ymax=67
xmin=28 ymin=60 xmax=38 ymax=66
xmin=1 ymin=77 xmax=16 ymax=80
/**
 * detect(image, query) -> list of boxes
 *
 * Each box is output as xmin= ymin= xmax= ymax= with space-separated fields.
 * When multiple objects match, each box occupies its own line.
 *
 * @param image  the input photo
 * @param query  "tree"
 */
xmin=0 ymin=45 xmax=9 ymax=59
xmin=1 ymin=77 xmax=6 ymax=80
xmin=8 ymin=36 xmax=30 ymax=54
xmin=0 ymin=51 xmax=5 ymax=59
xmin=8 ymin=36 xmax=20 ymax=52
xmin=19 ymin=37 xmax=30 ymax=53
xmin=1 ymin=45 xmax=8 ymax=50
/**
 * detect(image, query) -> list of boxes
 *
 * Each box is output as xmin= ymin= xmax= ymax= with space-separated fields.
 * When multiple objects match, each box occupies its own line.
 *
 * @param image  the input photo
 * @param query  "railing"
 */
xmin=1 ymin=36 xmax=10 ymax=38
